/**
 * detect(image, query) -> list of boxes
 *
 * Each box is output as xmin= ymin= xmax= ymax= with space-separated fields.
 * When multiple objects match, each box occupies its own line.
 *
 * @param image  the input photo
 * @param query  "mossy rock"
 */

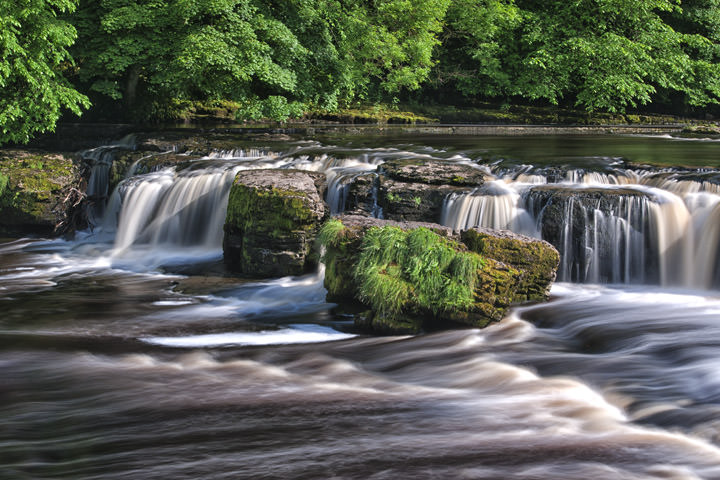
xmin=0 ymin=150 xmax=79 ymax=234
xmin=461 ymin=228 xmax=559 ymax=302
xmin=320 ymin=215 xmax=558 ymax=334
xmin=223 ymin=169 xmax=327 ymax=277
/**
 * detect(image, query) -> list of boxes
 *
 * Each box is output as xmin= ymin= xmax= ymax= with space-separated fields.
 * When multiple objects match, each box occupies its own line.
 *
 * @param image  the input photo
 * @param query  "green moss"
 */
xmin=462 ymin=229 xmax=559 ymax=302
xmin=307 ymin=103 xmax=438 ymax=124
xmin=224 ymin=177 xmax=324 ymax=276
xmin=226 ymin=185 xmax=317 ymax=234
xmin=0 ymin=153 xmax=76 ymax=231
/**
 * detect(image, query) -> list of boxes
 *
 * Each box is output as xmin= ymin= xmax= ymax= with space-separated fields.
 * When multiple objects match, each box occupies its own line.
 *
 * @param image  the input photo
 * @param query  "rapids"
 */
xmin=3 ymin=133 xmax=720 ymax=479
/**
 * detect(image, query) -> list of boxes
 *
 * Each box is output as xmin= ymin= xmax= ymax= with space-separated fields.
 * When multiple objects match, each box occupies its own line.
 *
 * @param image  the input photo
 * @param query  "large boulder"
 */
xmin=223 ymin=169 xmax=327 ymax=277
xmin=320 ymin=215 xmax=559 ymax=334
xmin=0 ymin=150 xmax=82 ymax=235
xmin=381 ymin=158 xmax=487 ymax=186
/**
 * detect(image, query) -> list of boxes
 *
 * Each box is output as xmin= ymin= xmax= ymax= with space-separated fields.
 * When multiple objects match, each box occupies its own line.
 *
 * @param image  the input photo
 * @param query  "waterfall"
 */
xmin=441 ymin=168 xmax=720 ymax=287
xmin=440 ymin=181 xmax=537 ymax=235
xmin=100 ymin=147 xmax=386 ymax=265
xmin=81 ymin=134 xmax=137 ymax=224
xmin=110 ymin=166 xmax=240 ymax=260
xmin=530 ymin=190 xmax=656 ymax=284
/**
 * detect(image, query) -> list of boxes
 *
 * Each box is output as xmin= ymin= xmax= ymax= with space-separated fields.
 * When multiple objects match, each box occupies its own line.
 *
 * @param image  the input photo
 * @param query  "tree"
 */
xmin=0 ymin=0 xmax=89 ymax=145
xmin=435 ymin=0 xmax=720 ymax=112
xmin=72 ymin=0 xmax=305 ymax=117
xmin=71 ymin=0 xmax=451 ymax=118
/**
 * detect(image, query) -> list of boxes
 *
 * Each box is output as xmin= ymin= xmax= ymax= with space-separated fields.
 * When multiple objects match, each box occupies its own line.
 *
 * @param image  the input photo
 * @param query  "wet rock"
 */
xmin=681 ymin=124 xmax=720 ymax=135
xmin=108 ymin=151 xmax=201 ymax=191
xmin=461 ymin=227 xmax=559 ymax=302
xmin=320 ymin=215 xmax=558 ymax=334
xmin=526 ymin=185 xmax=651 ymax=248
xmin=223 ymin=169 xmax=327 ymax=277
xmin=378 ymin=179 xmax=465 ymax=223
xmin=374 ymin=159 xmax=488 ymax=223
xmin=525 ymin=185 xmax=656 ymax=283
xmin=0 ymin=150 xmax=82 ymax=235
xmin=380 ymin=158 xmax=487 ymax=186
xmin=344 ymin=173 xmax=379 ymax=217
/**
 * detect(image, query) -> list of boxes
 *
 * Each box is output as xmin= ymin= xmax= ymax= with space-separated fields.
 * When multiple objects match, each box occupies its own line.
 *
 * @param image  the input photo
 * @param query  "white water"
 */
xmin=5 ymin=135 xmax=720 ymax=479
xmin=143 ymin=324 xmax=355 ymax=347
xmin=442 ymin=165 xmax=720 ymax=288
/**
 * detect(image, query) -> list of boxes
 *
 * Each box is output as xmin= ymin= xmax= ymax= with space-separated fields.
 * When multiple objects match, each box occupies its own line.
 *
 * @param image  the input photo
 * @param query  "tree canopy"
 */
xmin=0 ymin=0 xmax=89 ymax=144
xmin=3 ymin=0 xmax=720 ymax=144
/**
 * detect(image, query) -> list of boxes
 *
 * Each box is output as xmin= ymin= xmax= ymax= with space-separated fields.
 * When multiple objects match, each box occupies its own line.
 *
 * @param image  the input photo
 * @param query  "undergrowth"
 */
xmin=353 ymin=226 xmax=484 ymax=319
xmin=317 ymin=218 xmax=346 ymax=247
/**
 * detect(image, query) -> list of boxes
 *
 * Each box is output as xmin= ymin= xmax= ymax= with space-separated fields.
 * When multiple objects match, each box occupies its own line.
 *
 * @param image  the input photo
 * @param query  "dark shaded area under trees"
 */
xmin=3 ymin=0 xmax=720 ymax=144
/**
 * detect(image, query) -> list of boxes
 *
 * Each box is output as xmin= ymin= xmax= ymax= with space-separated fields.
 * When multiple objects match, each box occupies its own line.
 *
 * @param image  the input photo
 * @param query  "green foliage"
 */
xmin=235 ymin=96 xmax=305 ymax=122
xmin=68 ymin=0 xmax=450 ymax=120
xmin=435 ymin=0 xmax=720 ymax=112
xmin=0 ymin=173 xmax=9 ymax=200
xmin=7 ymin=0 xmax=720 ymax=140
xmin=386 ymin=192 xmax=399 ymax=202
xmin=71 ymin=0 xmax=304 ymax=117
xmin=353 ymin=226 xmax=483 ymax=319
xmin=0 ymin=0 xmax=89 ymax=145
xmin=317 ymin=218 xmax=346 ymax=248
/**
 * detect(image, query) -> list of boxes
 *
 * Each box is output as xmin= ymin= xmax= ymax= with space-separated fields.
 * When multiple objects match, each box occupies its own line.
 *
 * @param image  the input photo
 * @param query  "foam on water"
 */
xmin=142 ymin=324 xmax=355 ymax=347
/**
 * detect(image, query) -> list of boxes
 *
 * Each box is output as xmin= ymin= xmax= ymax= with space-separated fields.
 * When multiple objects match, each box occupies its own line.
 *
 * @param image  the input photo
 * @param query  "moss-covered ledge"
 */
xmin=223 ymin=169 xmax=327 ymax=277
xmin=461 ymin=227 xmax=559 ymax=303
xmin=0 ymin=150 xmax=81 ymax=235
xmin=319 ymin=215 xmax=559 ymax=334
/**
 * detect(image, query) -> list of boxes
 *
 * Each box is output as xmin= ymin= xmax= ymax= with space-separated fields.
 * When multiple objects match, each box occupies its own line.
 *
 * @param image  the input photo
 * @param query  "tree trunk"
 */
xmin=124 ymin=66 xmax=141 ymax=109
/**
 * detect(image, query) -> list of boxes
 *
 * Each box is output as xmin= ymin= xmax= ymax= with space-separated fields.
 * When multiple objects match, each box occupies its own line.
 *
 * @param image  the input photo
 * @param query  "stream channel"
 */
xmin=3 ymin=132 xmax=720 ymax=479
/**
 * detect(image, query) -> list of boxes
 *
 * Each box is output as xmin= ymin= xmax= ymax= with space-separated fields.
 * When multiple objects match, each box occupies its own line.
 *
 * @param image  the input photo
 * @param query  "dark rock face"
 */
xmin=223 ymin=169 xmax=327 ymax=277
xmin=526 ymin=185 xmax=651 ymax=247
xmin=108 ymin=151 xmax=200 ymax=191
xmin=525 ymin=185 xmax=655 ymax=282
xmin=0 ymin=150 xmax=82 ymax=235
xmin=321 ymin=215 xmax=559 ymax=334
xmin=344 ymin=173 xmax=379 ymax=217
xmin=378 ymin=179 xmax=465 ymax=223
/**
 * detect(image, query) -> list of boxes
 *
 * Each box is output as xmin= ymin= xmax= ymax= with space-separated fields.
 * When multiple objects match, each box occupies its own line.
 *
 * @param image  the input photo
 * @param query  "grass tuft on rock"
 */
xmin=352 ymin=226 xmax=484 ymax=319
xmin=317 ymin=218 xmax=347 ymax=247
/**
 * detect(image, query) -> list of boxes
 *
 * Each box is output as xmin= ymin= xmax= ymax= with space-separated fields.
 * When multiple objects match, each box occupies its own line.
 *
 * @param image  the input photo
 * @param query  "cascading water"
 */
xmin=441 ymin=163 xmax=720 ymax=288
xmin=96 ymin=147 xmax=389 ymax=266
xmin=441 ymin=180 xmax=537 ymax=235
xmin=81 ymin=134 xmax=136 ymax=224
xmin=111 ymin=166 xmax=240 ymax=256
xmin=7 ymin=134 xmax=720 ymax=480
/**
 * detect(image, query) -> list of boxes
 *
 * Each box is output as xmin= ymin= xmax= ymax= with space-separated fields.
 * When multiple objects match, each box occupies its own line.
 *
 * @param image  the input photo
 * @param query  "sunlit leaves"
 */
xmin=438 ymin=0 xmax=720 ymax=112
xmin=0 ymin=0 xmax=89 ymax=144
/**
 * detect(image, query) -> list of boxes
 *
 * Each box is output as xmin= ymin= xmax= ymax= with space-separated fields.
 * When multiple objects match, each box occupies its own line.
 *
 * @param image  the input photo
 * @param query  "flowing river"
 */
xmin=3 ymin=133 xmax=720 ymax=479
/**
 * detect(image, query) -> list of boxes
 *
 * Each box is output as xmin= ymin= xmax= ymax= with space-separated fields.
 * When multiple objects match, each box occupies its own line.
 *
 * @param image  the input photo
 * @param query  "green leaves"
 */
xmin=437 ymin=0 xmax=720 ymax=112
xmin=0 ymin=0 xmax=89 ymax=145
xmin=6 ymin=0 xmax=720 ymax=141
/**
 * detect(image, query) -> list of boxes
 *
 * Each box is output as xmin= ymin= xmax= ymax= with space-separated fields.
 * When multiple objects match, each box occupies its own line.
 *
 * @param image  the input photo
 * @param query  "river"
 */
xmin=2 ymin=133 xmax=720 ymax=479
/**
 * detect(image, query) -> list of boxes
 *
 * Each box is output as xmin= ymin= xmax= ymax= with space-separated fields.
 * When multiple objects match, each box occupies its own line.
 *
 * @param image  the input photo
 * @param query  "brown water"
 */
xmin=3 ymin=133 xmax=720 ymax=479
